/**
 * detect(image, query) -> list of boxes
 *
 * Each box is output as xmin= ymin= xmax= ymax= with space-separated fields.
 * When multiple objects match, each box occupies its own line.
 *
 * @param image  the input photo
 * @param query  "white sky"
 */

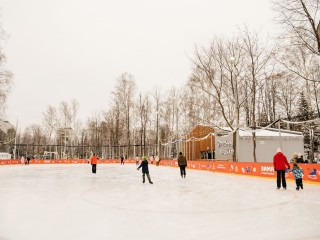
xmin=0 ymin=0 xmax=276 ymax=130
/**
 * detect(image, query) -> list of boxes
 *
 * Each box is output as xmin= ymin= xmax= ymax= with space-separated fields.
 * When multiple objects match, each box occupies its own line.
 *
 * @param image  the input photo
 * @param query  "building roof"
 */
xmin=214 ymin=126 xmax=303 ymax=138
xmin=239 ymin=127 xmax=303 ymax=137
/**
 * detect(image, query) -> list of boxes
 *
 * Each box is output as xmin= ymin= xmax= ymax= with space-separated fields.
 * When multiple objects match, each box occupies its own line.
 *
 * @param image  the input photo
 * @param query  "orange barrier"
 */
xmin=0 ymin=160 xmax=20 ymax=165
xmin=0 ymin=159 xmax=137 ymax=165
xmin=1 ymin=159 xmax=319 ymax=182
xmin=159 ymin=160 xmax=320 ymax=183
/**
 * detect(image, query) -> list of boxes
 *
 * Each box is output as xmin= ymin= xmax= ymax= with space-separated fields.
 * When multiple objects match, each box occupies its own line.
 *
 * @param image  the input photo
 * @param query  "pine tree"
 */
xmin=297 ymin=92 xmax=313 ymax=121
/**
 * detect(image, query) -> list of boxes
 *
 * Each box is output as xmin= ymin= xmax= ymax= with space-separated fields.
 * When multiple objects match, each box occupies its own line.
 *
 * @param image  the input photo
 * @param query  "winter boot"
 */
xmin=147 ymin=174 xmax=153 ymax=184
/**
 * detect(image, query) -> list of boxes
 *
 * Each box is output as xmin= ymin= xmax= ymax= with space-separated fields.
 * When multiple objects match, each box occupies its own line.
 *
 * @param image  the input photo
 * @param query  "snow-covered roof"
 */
xmin=215 ymin=126 xmax=303 ymax=138
xmin=239 ymin=128 xmax=303 ymax=137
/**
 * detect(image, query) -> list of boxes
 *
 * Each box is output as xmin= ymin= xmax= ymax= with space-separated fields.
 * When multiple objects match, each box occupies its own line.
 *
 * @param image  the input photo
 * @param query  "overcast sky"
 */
xmin=1 ymin=0 xmax=276 ymax=131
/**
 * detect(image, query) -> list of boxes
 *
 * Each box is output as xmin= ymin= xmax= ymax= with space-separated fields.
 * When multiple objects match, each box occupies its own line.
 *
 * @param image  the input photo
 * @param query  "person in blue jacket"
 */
xmin=137 ymin=157 xmax=153 ymax=184
xmin=290 ymin=163 xmax=304 ymax=190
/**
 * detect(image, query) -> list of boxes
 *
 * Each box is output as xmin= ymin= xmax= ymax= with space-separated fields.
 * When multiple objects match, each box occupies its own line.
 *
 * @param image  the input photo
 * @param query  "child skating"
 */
xmin=290 ymin=163 xmax=304 ymax=190
xmin=137 ymin=157 xmax=153 ymax=184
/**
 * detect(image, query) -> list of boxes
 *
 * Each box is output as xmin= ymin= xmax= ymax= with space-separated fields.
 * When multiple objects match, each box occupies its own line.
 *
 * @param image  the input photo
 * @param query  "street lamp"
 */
xmin=13 ymin=113 xmax=21 ymax=160
xmin=156 ymin=111 xmax=160 ymax=157
xmin=230 ymin=57 xmax=239 ymax=162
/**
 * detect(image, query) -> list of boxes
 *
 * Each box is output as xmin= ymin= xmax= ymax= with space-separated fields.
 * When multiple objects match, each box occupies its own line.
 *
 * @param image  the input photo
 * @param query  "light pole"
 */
xmin=156 ymin=111 xmax=160 ymax=157
xmin=230 ymin=57 xmax=239 ymax=162
xmin=13 ymin=113 xmax=21 ymax=160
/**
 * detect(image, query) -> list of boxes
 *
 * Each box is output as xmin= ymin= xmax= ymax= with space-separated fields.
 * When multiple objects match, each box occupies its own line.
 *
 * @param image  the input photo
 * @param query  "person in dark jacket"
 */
xmin=26 ymin=156 xmax=31 ymax=165
xmin=178 ymin=152 xmax=187 ymax=178
xmin=296 ymin=153 xmax=304 ymax=163
xmin=137 ymin=157 xmax=153 ymax=184
xmin=273 ymin=148 xmax=290 ymax=189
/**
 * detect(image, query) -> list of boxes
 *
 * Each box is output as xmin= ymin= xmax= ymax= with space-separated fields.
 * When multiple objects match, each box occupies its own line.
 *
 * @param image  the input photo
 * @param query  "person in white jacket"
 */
xmin=20 ymin=156 xmax=25 ymax=165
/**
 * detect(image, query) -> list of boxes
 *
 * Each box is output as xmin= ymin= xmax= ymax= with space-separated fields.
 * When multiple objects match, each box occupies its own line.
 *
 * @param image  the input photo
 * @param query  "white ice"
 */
xmin=0 ymin=163 xmax=319 ymax=240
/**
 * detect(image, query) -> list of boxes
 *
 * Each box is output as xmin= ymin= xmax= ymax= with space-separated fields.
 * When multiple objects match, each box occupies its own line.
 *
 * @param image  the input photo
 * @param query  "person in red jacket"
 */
xmin=273 ymin=148 xmax=290 ymax=189
xmin=90 ymin=153 xmax=98 ymax=174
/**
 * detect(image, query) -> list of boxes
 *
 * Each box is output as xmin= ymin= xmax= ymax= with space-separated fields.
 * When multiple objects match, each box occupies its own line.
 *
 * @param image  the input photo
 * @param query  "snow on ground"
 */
xmin=0 ymin=163 xmax=319 ymax=240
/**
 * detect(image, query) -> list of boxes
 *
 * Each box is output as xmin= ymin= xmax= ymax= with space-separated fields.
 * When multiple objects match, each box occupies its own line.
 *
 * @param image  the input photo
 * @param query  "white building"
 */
xmin=215 ymin=127 xmax=304 ymax=162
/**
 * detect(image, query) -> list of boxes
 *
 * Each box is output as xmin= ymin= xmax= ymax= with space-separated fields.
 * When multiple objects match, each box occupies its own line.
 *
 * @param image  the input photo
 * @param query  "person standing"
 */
xmin=178 ymin=152 xmax=187 ymax=178
xmin=155 ymin=155 xmax=160 ymax=166
xmin=290 ymin=152 xmax=298 ymax=163
xmin=20 ymin=156 xmax=25 ymax=165
xmin=90 ymin=153 xmax=98 ymax=174
xmin=290 ymin=163 xmax=304 ymax=190
xmin=137 ymin=157 xmax=153 ymax=184
xmin=120 ymin=156 xmax=124 ymax=165
xmin=273 ymin=148 xmax=290 ymax=189
xmin=296 ymin=153 xmax=304 ymax=163
xmin=135 ymin=155 xmax=140 ymax=166
xmin=149 ymin=155 xmax=154 ymax=164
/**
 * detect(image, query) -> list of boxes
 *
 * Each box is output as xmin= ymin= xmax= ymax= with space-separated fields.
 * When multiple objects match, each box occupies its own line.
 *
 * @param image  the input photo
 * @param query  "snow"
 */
xmin=0 ymin=164 xmax=319 ymax=240
xmin=239 ymin=129 xmax=303 ymax=137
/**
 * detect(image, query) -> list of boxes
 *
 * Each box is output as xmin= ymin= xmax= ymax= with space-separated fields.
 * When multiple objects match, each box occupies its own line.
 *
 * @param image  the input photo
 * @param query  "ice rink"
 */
xmin=0 ymin=163 xmax=319 ymax=240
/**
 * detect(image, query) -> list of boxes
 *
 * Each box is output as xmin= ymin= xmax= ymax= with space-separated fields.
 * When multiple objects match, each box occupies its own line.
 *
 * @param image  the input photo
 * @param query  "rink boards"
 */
xmin=1 ymin=159 xmax=320 ymax=183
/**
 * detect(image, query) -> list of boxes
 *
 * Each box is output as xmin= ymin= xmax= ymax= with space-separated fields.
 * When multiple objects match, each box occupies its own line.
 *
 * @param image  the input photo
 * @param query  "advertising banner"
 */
xmin=1 ymin=159 xmax=319 ymax=182
xmin=160 ymin=160 xmax=320 ymax=183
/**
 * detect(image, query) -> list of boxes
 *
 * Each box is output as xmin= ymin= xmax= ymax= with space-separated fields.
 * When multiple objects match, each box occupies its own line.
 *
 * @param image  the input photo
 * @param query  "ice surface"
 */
xmin=0 ymin=164 xmax=319 ymax=240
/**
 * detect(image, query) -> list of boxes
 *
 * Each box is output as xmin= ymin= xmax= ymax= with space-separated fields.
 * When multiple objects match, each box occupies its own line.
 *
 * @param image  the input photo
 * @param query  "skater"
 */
xmin=90 ymin=153 xmax=98 ymax=174
xmin=290 ymin=163 xmax=304 ymax=190
xmin=135 ymin=155 xmax=140 ymax=166
xmin=273 ymin=148 xmax=290 ymax=189
xmin=290 ymin=152 xmax=298 ymax=163
xmin=155 ymin=155 xmax=160 ymax=166
xmin=120 ymin=155 xmax=124 ymax=165
xmin=149 ymin=155 xmax=154 ymax=164
xmin=137 ymin=157 xmax=153 ymax=184
xmin=20 ymin=156 xmax=25 ymax=165
xmin=26 ymin=156 xmax=31 ymax=165
xmin=296 ymin=153 xmax=304 ymax=163
xmin=178 ymin=152 xmax=187 ymax=178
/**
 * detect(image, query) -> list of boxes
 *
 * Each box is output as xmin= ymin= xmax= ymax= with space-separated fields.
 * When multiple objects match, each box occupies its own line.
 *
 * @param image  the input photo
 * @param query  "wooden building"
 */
xmin=182 ymin=125 xmax=215 ymax=160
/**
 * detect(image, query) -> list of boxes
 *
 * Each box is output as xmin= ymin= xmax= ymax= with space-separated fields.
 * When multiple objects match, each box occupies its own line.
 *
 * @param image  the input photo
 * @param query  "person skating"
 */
xmin=137 ymin=157 xmax=153 ymax=184
xmin=135 ymin=155 xmax=140 ymax=166
xmin=20 ymin=156 xmax=25 ymax=165
xmin=273 ymin=148 xmax=290 ymax=189
xmin=290 ymin=163 xmax=304 ymax=190
xmin=120 ymin=156 xmax=124 ymax=165
xmin=178 ymin=152 xmax=187 ymax=178
xmin=26 ymin=156 xmax=31 ymax=165
xmin=90 ymin=153 xmax=98 ymax=174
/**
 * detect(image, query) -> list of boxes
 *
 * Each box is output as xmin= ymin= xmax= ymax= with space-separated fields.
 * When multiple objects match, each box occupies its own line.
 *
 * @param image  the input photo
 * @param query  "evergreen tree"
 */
xmin=297 ymin=92 xmax=313 ymax=121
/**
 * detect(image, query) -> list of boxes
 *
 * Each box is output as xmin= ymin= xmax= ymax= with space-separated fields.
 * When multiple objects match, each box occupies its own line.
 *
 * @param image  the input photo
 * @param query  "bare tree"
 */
xmin=42 ymin=105 xmax=58 ymax=144
xmin=86 ymin=112 xmax=102 ymax=157
xmin=240 ymin=29 xmax=274 ymax=162
xmin=57 ymin=99 xmax=79 ymax=158
xmin=273 ymin=0 xmax=320 ymax=55
xmin=189 ymin=35 xmax=246 ymax=161
xmin=0 ymin=24 xmax=13 ymax=119
xmin=277 ymin=74 xmax=301 ymax=121
xmin=22 ymin=124 xmax=47 ymax=157
xmin=153 ymin=88 xmax=162 ymax=156
xmin=112 ymin=73 xmax=136 ymax=158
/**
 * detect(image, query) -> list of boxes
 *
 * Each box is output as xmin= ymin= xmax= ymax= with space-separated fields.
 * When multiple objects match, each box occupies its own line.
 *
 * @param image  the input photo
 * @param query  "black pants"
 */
xmin=295 ymin=178 xmax=303 ymax=190
xmin=179 ymin=166 xmax=186 ymax=177
xmin=92 ymin=164 xmax=97 ymax=173
xmin=276 ymin=170 xmax=286 ymax=188
xmin=142 ymin=173 xmax=152 ymax=183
